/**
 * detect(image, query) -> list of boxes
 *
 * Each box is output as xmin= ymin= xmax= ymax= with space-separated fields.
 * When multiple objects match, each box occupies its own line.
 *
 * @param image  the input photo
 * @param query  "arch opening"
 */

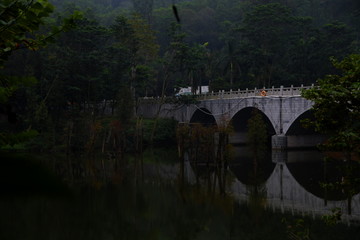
xmin=229 ymin=107 xmax=276 ymax=146
xmin=189 ymin=108 xmax=217 ymax=126
xmin=286 ymin=110 xmax=326 ymax=149
xmin=228 ymin=107 xmax=276 ymax=184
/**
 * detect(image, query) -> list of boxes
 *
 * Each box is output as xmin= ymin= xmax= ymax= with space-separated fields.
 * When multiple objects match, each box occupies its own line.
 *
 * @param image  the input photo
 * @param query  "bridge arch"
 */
xmin=285 ymin=110 xmax=315 ymax=135
xmin=229 ymin=107 xmax=276 ymax=145
xmin=285 ymin=110 xmax=326 ymax=148
xmin=189 ymin=107 xmax=217 ymax=126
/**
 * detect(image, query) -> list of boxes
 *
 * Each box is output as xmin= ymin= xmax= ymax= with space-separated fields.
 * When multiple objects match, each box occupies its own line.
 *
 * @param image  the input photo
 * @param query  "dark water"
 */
xmin=1 ymin=148 xmax=360 ymax=240
xmin=229 ymin=147 xmax=360 ymax=220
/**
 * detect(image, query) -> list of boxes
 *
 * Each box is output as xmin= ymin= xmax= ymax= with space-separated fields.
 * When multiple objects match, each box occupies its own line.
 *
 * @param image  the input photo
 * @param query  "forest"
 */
xmin=0 ymin=0 xmax=359 ymax=153
xmin=2 ymin=2 xmax=360 ymax=239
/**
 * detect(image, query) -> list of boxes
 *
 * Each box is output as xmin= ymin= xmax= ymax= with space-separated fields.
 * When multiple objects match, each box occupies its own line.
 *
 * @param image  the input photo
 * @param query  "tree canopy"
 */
xmin=1 ymin=0 xmax=360 ymax=151
xmin=302 ymin=54 xmax=360 ymax=156
xmin=0 ymin=0 xmax=80 ymax=147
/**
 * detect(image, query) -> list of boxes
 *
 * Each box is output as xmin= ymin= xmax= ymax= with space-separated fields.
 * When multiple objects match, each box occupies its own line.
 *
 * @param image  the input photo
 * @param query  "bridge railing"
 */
xmin=197 ymin=84 xmax=314 ymax=100
xmin=139 ymin=84 xmax=315 ymax=103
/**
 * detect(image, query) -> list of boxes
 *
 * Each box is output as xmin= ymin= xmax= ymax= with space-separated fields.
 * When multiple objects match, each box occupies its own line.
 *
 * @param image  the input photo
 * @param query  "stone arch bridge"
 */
xmin=137 ymin=85 xmax=325 ymax=149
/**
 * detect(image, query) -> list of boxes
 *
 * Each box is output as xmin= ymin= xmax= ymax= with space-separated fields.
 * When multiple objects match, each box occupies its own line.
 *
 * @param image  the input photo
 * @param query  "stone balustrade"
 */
xmin=197 ymin=84 xmax=314 ymax=100
xmin=139 ymin=84 xmax=315 ymax=103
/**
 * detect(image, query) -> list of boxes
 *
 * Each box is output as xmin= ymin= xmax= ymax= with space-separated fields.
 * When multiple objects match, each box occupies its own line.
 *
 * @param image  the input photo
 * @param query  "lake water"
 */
xmin=1 ymin=147 xmax=360 ymax=239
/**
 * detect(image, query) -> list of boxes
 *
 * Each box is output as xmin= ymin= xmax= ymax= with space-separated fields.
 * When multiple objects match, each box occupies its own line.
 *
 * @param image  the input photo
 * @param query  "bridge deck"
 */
xmin=197 ymin=85 xmax=314 ymax=100
xmin=139 ymin=85 xmax=315 ymax=102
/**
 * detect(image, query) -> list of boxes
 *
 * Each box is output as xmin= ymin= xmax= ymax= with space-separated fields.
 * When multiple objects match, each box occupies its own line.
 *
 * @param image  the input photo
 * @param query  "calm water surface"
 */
xmin=1 ymin=148 xmax=360 ymax=240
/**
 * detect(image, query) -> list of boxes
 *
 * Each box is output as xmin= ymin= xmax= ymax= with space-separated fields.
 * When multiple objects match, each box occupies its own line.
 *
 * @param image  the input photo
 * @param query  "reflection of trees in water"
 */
xmin=246 ymin=108 xmax=268 ymax=223
xmin=321 ymin=158 xmax=360 ymax=215
xmin=176 ymin=121 xmax=233 ymax=195
xmin=52 ymin=116 xmax=149 ymax=187
xmin=176 ymin=109 xmax=274 ymax=197
xmin=246 ymin=108 xmax=270 ymax=186
xmin=286 ymin=155 xmax=360 ymax=206
xmin=247 ymin=183 xmax=267 ymax=226
xmin=229 ymin=108 xmax=273 ymax=187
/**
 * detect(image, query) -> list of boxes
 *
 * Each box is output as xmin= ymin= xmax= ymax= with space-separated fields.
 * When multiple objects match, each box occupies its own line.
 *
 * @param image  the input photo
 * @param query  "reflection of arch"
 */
xmin=286 ymin=110 xmax=316 ymax=135
xmin=232 ymin=161 xmax=360 ymax=219
xmin=189 ymin=108 xmax=217 ymax=126
xmin=286 ymin=161 xmax=345 ymax=200
xmin=285 ymin=154 xmax=360 ymax=201
xmin=229 ymin=146 xmax=275 ymax=185
xmin=230 ymin=107 xmax=276 ymax=145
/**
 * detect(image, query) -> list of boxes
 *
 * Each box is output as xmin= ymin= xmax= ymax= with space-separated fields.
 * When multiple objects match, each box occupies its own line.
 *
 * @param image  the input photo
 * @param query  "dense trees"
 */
xmin=0 ymin=0 xmax=79 ymax=147
xmin=302 ymin=54 xmax=360 ymax=159
xmin=1 ymin=0 xmax=359 ymax=151
xmin=151 ymin=0 xmax=359 ymax=89
xmin=302 ymin=54 xmax=360 ymax=208
xmin=0 ymin=0 xmax=54 ymax=67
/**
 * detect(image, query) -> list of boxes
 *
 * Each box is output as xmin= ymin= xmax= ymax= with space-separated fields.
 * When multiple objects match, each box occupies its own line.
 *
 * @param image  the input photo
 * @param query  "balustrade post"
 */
xmin=272 ymin=86 xmax=274 ymax=95
xmin=246 ymin=88 xmax=248 ymax=97
xmin=291 ymin=85 xmax=294 ymax=95
xmin=230 ymin=89 xmax=232 ymax=98
xmin=280 ymin=86 xmax=283 ymax=96
xmin=254 ymin=87 xmax=257 ymax=97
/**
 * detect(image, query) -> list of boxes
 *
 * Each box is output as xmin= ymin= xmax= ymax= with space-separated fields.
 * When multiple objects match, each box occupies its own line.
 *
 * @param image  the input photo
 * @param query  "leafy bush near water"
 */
xmin=1 ymin=112 xmax=177 ymax=155
xmin=141 ymin=118 xmax=178 ymax=146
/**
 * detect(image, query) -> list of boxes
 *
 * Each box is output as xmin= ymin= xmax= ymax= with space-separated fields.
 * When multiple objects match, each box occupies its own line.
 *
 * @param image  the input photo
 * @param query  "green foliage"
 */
xmin=111 ymin=14 xmax=159 ymax=96
xmin=167 ymin=94 xmax=200 ymax=106
xmin=0 ymin=0 xmax=54 ymax=65
xmin=210 ymin=77 xmax=231 ymax=91
xmin=0 ymin=75 xmax=37 ymax=104
xmin=131 ymin=0 xmax=153 ymax=23
xmin=245 ymin=108 xmax=269 ymax=185
xmin=163 ymin=23 xmax=209 ymax=94
xmin=142 ymin=118 xmax=177 ymax=145
xmin=282 ymin=218 xmax=311 ymax=240
xmin=321 ymin=208 xmax=342 ymax=226
xmin=247 ymin=108 xmax=268 ymax=154
xmin=0 ymin=129 xmax=39 ymax=149
xmin=1 ymin=0 xmax=360 ymax=154
xmin=0 ymin=0 xmax=81 ymax=149
xmin=0 ymin=0 xmax=81 ymax=66
xmin=0 ymin=0 xmax=54 ymax=105
xmin=302 ymin=54 xmax=360 ymax=155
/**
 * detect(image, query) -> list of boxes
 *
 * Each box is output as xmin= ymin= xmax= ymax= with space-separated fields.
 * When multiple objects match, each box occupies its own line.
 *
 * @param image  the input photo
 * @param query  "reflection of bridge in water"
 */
xmin=138 ymin=85 xmax=359 ymax=223
xmin=181 ymin=149 xmax=360 ymax=225
xmin=143 ymin=150 xmax=360 ymax=224
xmin=138 ymin=85 xmax=326 ymax=149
